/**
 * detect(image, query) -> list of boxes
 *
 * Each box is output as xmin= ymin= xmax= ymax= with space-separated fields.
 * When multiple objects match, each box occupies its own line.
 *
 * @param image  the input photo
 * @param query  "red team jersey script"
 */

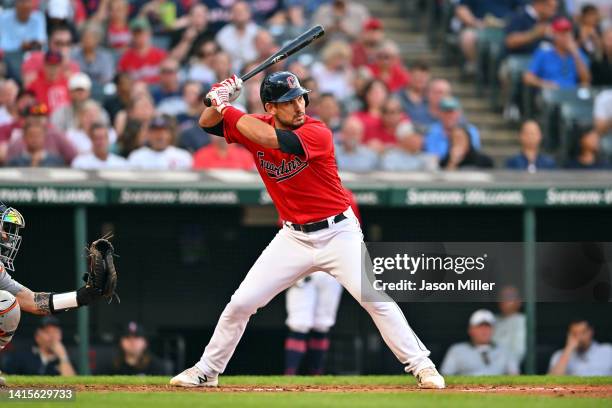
xmin=223 ymin=114 xmax=350 ymax=224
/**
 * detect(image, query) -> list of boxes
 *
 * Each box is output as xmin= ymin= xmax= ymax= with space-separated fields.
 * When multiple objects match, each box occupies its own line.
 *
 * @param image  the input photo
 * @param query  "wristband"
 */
xmin=50 ymin=291 xmax=79 ymax=314
xmin=222 ymin=106 xmax=246 ymax=127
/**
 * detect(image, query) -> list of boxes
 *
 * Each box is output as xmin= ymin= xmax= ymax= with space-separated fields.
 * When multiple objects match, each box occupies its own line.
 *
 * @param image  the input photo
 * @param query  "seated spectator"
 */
xmin=594 ymin=90 xmax=612 ymax=135
xmin=169 ymin=4 xmax=213 ymax=65
xmin=114 ymin=92 xmax=156 ymax=137
xmin=21 ymin=24 xmax=79 ymax=87
xmin=397 ymin=61 xmax=431 ymax=128
xmin=576 ymin=4 xmax=602 ymax=60
xmin=380 ymin=122 xmax=438 ymax=171
xmin=504 ymin=0 xmax=557 ymax=57
xmin=455 ymin=0 xmax=524 ymax=74
xmin=51 ymin=73 xmax=109 ymax=133
xmin=312 ymin=0 xmax=369 ymax=41
xmin=492 ymin=286 xmax=526 ymax=364
xmin=105 ymin=0 xmax=131 ymax=53
xmin=152 ymin=59 xmax=184 ymax=112
xmin=211 ymin=51 xmax=233 ymax=84
xmin=352 ymin=18 xmax=384 ymax=67
xmin=0 ymin=80 xmax=19 ymax=127
xmin=367 ymin=40 xmax=410 ymax=93
xmin=506 ymin=120 xmax=556 ymax=171
xmin=317 ymin=93 xmax=343 ymax=135
xmin=66 ymin=100 xmax=114 ymax=154
xmin=311 ymin=40 xmax=355 ymax=103
xmin=335 ymin=116 xmax=378 ymax=172
xmin=5 ymin=102 xmax=77 ymax=165
xmin=108 ymin=321 xmax=169 ymax=375
xmin=253 ymin=29 xmax=279 ymax=66
xmin=420 ymin=78 xmax=452 ymax=128
xmin=27 ymin=51 xmax=71 ymax=114
xmin=549 ymin=318 xmax=612 ymax=375
xmin=591 ymin=27 xmax=612 ymax=86
xmin=440 ymin=126 xmax=493 ymax=170
xmin=501 ymin=0 xmax=558 ymax=119
xmin=7 ymin=118 xmax=65 ymax=167
xmin=565 ymin=129 xmax=610 ymax=169
xmin=352 ymin=79 xmax=388 ymax=138
xmin=0 ymin=0 xmax=46 ymax=53
xmin=104 ymin=72 xmax=133 ymax=124
xmin=128 ymin=114 xmax=192 ymax=170
xmin=186 ymin=39 xmax=219 ymax=85
xmin=441 ymin=309 xmax=519 ymax=375
xmin=425 ymin=97 xmax=481 ymax=159
xmin=72 ymin=123 xmax=128 ymax=169
xmin=118 ymin=18 xmax=167 ymax=84
xmin=71 ymin=22 xmax=115 ymax=85
xmin=364 ymin=97 xmax=410 ymax=153
xmin=215 ymin=1 xmax=259 ymax=73
xmin=193 ymin=136 xmax=253 ymax=170
xmin=523 ymin=17 xmax=591 ymax=90
xmin=2 ymin=317 xmax=75 ymax=376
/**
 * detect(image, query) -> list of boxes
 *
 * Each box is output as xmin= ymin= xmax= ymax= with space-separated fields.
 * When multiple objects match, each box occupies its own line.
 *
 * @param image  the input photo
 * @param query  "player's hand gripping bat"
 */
xmin=204 ymin=25 xmax=325 ymax=107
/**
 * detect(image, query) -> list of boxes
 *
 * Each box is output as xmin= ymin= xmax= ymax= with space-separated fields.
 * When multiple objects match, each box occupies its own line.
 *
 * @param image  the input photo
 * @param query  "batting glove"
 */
xmin=206 ymin=86 xmax=231 ymax=113
xmin=220 ymin=74 xmax=243 ymax=101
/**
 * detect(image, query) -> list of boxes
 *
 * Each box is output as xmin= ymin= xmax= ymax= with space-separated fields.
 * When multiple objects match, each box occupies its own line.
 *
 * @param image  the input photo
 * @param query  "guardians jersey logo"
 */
xmin=257 ymin=151 xmax=308 ymax=182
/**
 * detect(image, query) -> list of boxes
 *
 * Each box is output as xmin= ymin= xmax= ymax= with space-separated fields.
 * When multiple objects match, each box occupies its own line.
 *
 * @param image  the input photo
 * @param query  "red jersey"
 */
xmin=27 ymin=72 xmax=70 ymax=114
xmin=223 ymin=114 xmax=350 ymax=224
xmin=118 ymin=47 xmax=167 ymax=84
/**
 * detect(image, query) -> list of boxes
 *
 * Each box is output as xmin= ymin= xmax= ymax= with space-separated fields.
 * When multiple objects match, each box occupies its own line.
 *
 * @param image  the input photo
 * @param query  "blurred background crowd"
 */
xmin=0 ymin=0 xmax=609 ymax=173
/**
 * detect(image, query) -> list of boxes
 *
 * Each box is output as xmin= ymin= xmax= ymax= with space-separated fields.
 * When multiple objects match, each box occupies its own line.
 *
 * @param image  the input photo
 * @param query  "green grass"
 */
xmin=2 ymin=376 xmax=610 ymax=408
xmin=6 ymin=374 xmax=612 ymax=386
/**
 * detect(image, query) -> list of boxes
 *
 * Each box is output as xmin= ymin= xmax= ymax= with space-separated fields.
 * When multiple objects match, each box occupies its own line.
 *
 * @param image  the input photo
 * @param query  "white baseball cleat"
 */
xmin=169 ymin=366 xmax=218 ymax=387
xmin=415 ymin=367 xmax=445 ymax=389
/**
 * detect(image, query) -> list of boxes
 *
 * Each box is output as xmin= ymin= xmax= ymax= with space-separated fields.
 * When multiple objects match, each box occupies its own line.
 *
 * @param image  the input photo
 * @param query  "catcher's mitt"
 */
xmin=80 ymin=235 xmax=119 ymax=304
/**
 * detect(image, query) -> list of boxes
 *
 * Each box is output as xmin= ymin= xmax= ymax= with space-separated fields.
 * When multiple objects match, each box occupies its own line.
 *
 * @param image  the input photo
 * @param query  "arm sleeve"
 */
xmin=202 ymin=120 xmax=224 ymax=137
xmin=276 ymin=129 xmax=305 ymax=155
xmin=0 ymin=267 xmax=25 ymax=295
xmin=293 ymin=123 xmax=333 ymax=160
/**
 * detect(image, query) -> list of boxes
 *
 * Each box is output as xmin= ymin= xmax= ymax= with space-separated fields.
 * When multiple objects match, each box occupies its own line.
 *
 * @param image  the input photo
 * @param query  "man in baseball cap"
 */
xmin=439 ymin=309 xmax=519 ymax=375
xmin=523 ymin=16 xmax=591 ymax=89
xmin=107 ymin=321 xmax=169 ymax=375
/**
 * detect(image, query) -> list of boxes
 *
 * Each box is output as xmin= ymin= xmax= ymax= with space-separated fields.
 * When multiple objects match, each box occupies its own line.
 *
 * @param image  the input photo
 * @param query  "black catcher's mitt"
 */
xmin=77 ymin=235 xmax=119 ymax=305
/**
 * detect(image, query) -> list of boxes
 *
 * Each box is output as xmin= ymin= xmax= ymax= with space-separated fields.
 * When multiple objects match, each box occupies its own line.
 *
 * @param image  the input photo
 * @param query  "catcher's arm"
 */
xmin=16 ymin=237 xmax=119 ymax=315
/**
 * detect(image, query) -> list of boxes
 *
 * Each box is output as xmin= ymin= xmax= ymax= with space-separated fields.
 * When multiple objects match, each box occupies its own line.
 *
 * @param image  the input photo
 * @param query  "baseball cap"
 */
xmin=122 ymin=321 xmax=146 ymax=338
xmin=469 ymin=309 xmax=496 ymax=326
xmin=150 ymin=114 xmax=173 ymax=129
xmin=69 ymin=73 xmax=92 ymax=91
xmin=552 ymin=17 xmax=573 ymax=33
xmin=439 ymin=96 xmax=461 ymax=112
xmin=38 ymin=316 xmax=61 ymax=329
xmin=129 ymin=17 xmax=151 ymax=32
xmin=44 ymin=50 xmax=63 ymax=65
xmin=363 ymin=18 xmax=383 ymax=31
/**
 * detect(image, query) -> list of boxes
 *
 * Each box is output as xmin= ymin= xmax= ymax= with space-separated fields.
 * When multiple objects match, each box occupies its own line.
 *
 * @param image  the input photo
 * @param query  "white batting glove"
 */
xmin=206 ymin=85 xmax=231 ymax=113
xmin=220 ymin=74 xmax=243 ymax=101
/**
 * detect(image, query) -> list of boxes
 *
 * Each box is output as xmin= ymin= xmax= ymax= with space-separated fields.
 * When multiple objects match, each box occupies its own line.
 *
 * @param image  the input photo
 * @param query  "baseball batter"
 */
xmin=0 ymin=204 xmax=118 ymax=383
xmin=284 ymin=188 xmax=360 ymax=375
xmin=170 ymin=72 xmax=445 ymax=389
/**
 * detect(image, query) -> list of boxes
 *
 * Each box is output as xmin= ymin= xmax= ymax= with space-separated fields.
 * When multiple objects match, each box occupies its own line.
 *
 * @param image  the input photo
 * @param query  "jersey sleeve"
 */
xmin=0 ymin=265 xmax=25 ymax=295
xmin=293 ymin=122 xmax=333 ymax=161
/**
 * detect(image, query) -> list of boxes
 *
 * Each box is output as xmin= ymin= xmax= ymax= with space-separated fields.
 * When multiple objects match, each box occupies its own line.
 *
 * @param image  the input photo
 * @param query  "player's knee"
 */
xmin=225 ymin=297 xmax=258 ymax=318
xmin=361 ymin=301 xmax=391 ymax=315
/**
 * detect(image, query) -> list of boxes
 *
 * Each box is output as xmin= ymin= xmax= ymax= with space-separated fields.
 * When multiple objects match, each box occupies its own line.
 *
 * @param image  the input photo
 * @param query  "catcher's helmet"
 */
xmin=0 ymin=204 xmax=25 ymax=271
xmin=260 ymin=71 xmax=310 ymax=110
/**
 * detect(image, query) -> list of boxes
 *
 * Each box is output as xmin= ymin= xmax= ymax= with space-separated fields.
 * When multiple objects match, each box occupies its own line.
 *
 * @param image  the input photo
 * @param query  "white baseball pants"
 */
xmin=196 ymin=207 xmax=434 ymax=375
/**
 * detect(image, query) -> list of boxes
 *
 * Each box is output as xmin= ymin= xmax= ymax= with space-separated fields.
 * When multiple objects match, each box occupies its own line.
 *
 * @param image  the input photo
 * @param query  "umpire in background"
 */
xmin=108 ymin=321 xmax=170 ymax=376
xmin=2 ymin=316 xmax=75 ymax=376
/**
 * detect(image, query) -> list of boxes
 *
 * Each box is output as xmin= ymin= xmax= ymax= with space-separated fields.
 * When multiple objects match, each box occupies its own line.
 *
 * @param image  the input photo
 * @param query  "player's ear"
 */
xmin=265 ymin=102 xmax=275 ymax=114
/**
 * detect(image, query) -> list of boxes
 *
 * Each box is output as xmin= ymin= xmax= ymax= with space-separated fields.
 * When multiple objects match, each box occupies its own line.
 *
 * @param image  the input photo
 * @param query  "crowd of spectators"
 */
xmin=0 ymin=0 xmax=609 ymax=174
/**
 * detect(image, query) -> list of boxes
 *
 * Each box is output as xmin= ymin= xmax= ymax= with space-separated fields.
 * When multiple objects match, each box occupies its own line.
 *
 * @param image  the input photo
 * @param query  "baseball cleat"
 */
xmin=169 ymin=366 xmax=218 ymax=387
xmin=415 ymin=367 xmax=445 ymax=389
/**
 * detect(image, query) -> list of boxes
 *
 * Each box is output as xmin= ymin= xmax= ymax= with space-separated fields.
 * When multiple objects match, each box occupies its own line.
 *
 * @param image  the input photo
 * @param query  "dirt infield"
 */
xmin=9 ymin=383 xmax=612 ymax=398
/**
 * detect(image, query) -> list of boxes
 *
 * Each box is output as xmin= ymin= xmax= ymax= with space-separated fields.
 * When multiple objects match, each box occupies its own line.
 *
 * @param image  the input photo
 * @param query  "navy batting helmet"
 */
xmin=260 ymin=71 xmax=310 ymax=110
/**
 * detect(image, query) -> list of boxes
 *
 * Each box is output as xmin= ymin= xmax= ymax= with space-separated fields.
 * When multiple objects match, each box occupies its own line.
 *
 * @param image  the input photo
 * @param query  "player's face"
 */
xmin=269 ymin=95 xmax=306 ymax=130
